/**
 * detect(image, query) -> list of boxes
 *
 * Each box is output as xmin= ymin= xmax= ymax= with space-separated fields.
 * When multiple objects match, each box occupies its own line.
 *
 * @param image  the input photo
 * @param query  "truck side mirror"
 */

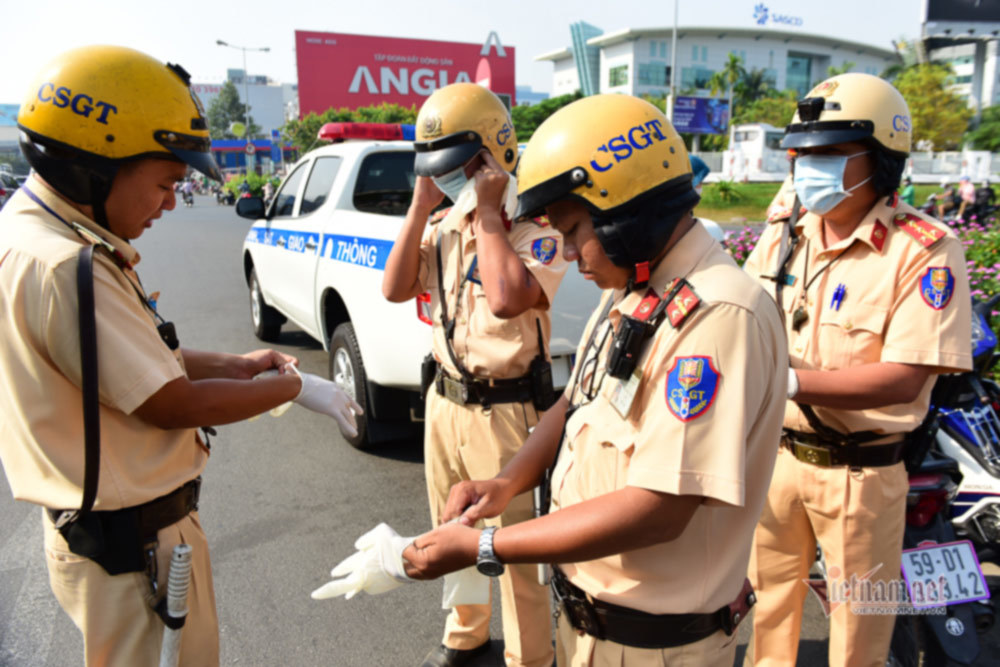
xmin=236 ymin=196 xmax=266 ymax=220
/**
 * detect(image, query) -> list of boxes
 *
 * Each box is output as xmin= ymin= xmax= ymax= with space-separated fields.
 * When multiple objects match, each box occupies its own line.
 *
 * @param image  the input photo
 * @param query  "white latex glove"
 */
xmin=286 ymin=363 xmax=363 ymax=438
xmin=787 ymin=367 xmax=800 ymax=399
xmin=440 ymin=173 xmax=518 ymax=230
xmin=311 ymin=523 xmax=415 ymax=600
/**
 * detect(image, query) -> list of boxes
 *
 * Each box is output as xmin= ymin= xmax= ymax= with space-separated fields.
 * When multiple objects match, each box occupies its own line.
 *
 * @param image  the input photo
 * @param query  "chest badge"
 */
xmin=666 ymin=356 xmax=720 ymax=422
xmin=921 ymin=267 xmax=954 ymax=310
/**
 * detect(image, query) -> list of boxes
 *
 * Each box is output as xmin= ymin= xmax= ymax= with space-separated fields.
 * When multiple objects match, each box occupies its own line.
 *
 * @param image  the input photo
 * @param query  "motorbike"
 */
xmin=888 ymin=295 xmax=1000 ymax=665
xmin=181 ymin=190 xmax=193 ymax=207
xmin=214 ymin=187 xmax=235 ymax=206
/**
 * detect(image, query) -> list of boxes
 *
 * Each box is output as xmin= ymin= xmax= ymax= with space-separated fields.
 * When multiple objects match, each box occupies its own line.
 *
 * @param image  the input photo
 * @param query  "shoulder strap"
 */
xmin=773 ymin=196 xmax=803 ymax=326
xmin=77 ymin=245 xmax=100 ymax=514
xmin=435 ymin=230 xmax=475 ymax=381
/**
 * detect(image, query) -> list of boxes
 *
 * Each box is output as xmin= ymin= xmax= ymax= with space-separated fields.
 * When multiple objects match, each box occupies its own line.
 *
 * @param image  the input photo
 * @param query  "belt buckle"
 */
xmin=793 ymin=442 xmax=833 ymax=467
xmin=441 ymin=375 xmax=468 ymax=405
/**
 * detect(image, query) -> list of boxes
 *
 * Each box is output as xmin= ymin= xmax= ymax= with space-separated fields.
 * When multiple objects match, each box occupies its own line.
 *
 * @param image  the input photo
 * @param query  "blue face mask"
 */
xmin=431 ymin=165 xmax=470 ymax=204
xmin=793 ymin=151 xmax=872 ymax=215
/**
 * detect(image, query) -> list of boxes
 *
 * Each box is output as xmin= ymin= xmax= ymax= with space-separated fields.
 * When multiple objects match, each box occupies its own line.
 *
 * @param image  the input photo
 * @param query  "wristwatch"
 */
xmin=476 ymin=526 xmax=505 ymax=577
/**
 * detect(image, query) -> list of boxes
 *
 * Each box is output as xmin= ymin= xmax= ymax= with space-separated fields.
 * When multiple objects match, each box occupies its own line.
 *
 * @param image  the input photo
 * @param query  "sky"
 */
xmin=1 ymin=0 xmax=925 ymax=103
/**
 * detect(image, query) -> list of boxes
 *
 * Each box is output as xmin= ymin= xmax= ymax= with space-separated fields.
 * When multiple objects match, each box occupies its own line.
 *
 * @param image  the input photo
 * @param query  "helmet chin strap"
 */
xmin=88 ymin=172 xmax=114 ymax=232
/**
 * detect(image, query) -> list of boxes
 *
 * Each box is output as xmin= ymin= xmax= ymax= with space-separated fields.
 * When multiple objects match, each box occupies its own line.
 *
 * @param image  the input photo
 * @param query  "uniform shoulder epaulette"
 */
xmin=766 ymin=205 xmax=807 ymax=224
xmin=664 ymin=278 xmax=701 ymax=328
xmin=892 ymin=211 xmax=946 ymax=249
xmin=530 ymin=214 xmax=550 ymax=227
xmin=428 ymin=207 xmax=451 ymax=225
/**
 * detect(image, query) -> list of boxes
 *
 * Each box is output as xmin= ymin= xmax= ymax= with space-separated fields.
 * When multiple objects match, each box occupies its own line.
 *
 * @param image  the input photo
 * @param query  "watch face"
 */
xmin=476 ymin=560 xmax=505 ymax=577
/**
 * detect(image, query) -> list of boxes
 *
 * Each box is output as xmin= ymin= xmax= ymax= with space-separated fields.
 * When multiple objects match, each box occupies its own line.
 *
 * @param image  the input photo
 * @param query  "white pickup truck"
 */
xmin=237 ymin=125 xmax=600 ymax=449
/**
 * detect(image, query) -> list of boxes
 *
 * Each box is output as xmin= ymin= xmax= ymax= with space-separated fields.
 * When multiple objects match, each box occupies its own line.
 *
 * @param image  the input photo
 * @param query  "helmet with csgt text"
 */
xmin=413 ymin=83 xmax=517 ymax=177
xmin=515 ymin=94 xmax=699 ymax=288
xmin=17 ymin=45 xmax=220 ymax=224
xmin=782 ymin=73 xmax=911 ymax=156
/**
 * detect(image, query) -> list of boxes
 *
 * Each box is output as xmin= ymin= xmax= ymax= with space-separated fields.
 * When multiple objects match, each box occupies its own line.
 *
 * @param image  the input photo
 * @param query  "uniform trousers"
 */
xmin=424 ymin=384 xmax=554 ymax=667
xmin=555 ymin=613 xmax=737 ymax=667
xmin=43 ymin=509 xmax=219 ymax=667
xmin=748 ymin=446 xmax=908 ymax=667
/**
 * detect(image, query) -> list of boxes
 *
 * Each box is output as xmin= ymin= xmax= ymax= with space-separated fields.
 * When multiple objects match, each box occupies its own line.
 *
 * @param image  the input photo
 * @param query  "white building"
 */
xmin=927 ymin=41 xmax=1000 ymax=110
xmin=192 ymin=70 xmax=298 ymax=137
xmin=537 ymin=26 xmax=896 ymax=100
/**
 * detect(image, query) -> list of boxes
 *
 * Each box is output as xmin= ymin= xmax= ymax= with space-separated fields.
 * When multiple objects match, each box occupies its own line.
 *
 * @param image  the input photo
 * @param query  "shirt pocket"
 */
xmin=817 ymin=302 xmax=888 ymax=369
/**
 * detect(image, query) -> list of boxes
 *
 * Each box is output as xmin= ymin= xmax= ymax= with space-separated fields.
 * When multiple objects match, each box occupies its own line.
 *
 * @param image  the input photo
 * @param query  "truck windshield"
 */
xmin=353 ymin=151 xmax=418 ymax=216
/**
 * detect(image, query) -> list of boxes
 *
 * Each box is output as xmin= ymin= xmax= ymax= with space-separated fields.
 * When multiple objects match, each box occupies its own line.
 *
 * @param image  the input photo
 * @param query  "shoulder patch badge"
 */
xmin=531 ymin=237 xmax=558 ymax=265
xmin=666 ymin=280 xmax=701 ymax=328
xmin=920 ymin=266 xmax=955 ymax=310
xmin=894 ymin=212 xmax=945 ymax=249
xmin=666 ymin=356 xmax=720 ymax=422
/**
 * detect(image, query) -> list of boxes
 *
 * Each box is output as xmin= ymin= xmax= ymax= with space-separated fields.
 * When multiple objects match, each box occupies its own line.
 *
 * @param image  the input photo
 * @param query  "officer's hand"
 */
xmin=286 ymin=364 xmax=364 ymax=438
xmin=411 ymin=176 xmax=445 ymax=214
xmin=473 ymin=152 xmax=509 ymax=217
xmin=442 ymin=479 xmax=512 ymax=526
xmin=239 ymin=349 xmax=298 ymax=380
xmin=402 ymin=522 xmax=479 ymax=580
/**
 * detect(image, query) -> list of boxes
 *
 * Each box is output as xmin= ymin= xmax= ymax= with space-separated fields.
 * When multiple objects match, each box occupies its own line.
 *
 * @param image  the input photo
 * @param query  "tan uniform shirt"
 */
xmin=744 ymin=197 xmax=973 ymax=435
xmin=550 ymin=222 xmax=787 ymax=615
xmin=417 ymin=206 xmax=569 ymax=379
xmin=0 ymin=177 xmax=207 ymax=511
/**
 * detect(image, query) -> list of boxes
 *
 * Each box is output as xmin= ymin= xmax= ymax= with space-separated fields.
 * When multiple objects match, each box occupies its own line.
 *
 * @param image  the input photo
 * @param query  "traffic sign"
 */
xmin=245 ymin=143 xmax=256 ymax=155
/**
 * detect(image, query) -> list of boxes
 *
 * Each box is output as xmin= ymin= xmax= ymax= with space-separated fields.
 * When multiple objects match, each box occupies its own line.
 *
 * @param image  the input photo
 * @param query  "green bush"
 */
xmin=225 ymin=172 xmax=278 ymax=197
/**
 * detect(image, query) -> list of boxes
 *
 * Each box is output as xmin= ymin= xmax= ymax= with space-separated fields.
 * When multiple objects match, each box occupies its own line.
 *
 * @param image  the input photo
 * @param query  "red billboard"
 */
xmin=295 ymin=31 xmax=516 ymax=116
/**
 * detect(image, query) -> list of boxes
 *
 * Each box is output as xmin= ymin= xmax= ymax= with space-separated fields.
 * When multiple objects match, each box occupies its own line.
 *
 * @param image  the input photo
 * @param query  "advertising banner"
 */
xmin=295 ymin=31 xmax=515 ymax=116
xmin=672 ymin=96 xmax=729 ymax=135
xmin=927 ymin=0 xmax=1000 ymax=23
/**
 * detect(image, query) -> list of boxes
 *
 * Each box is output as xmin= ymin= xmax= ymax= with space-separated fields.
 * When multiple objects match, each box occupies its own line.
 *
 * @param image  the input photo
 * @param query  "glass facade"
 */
xmin=786 ymin=53 xmax=813 ymax=97
xmin=609 ymin=65 xmax=629 ymax=87
xmin=681 ymin=66 xmax=714 ymax=90
xmin=638 ymin=63 xmax=671 ymax=87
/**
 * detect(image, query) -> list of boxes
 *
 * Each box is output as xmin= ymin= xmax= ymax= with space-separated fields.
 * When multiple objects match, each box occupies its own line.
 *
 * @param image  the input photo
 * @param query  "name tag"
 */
xmin=608 ymin=368 xmax=642 ymax=418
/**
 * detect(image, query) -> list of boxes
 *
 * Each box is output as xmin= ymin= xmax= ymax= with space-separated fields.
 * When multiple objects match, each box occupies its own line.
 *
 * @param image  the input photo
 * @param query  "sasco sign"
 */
xmin=295 ymin=31 xmax=516 ymax=115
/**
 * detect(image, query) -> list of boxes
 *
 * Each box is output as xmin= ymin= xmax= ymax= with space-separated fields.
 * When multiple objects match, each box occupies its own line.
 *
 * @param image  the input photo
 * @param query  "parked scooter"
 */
xmin=888 ymin=296 xmax=1000 ymax=665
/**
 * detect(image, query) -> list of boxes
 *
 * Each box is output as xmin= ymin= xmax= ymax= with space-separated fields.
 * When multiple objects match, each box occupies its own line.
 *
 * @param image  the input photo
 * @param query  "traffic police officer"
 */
xmin=382 ymin=83 xmax=567 ymax=667
xmin=743 ymin=73 xmax=973 ymax=666
xmin=397 ymin=94 xmax=787 ymax=667
xmin=0 ymin=46 xmax=360 ymax=666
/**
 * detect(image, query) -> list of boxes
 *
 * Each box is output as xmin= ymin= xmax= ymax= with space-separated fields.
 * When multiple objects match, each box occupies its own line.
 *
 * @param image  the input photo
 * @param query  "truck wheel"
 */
xmin=329 ymin=322 xmax=371 ymax=450
xmin=249 ymin=268 xmax=282 ymax=342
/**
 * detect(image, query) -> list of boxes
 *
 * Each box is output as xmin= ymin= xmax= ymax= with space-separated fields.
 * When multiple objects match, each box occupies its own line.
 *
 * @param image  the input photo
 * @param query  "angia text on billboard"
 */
xmin=672 ymin=96 xmax=729 ymax=135
xmin=295 ymin=31 xmax=515 ymax=116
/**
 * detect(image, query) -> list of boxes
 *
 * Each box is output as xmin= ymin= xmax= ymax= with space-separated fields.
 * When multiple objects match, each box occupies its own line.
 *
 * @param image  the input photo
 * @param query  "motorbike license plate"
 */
xmin=900 ymin=540 xmax=990 ymax=608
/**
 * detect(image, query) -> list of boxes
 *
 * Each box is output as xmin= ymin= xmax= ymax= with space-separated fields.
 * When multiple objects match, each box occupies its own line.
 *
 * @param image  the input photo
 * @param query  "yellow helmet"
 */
xmin=413 ymin=83 xmax=516 ymax=176
xmin=515 ymin=94 xmax=695 ymax=220
xmin=782 ymin=73 xmax=911 ymax=156
xmin=18 ymin=45 xmax=220 ymax=207
xmin=515 ymin=95 xmax=699 ymax=287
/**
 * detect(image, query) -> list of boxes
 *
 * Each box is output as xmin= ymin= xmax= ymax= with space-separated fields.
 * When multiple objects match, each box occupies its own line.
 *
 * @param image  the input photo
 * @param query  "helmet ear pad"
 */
xmin=591 ymin=180 xmax=701 ymax=270
xmin=866 ymin=140 xmax=906 ymax=199
xmin=19 ymin=132 xmax=117 ymax=206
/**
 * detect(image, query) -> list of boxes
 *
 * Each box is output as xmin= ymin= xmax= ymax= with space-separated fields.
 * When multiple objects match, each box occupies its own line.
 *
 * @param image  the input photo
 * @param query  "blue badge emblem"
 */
xmin=531 ymin=237 xmax=558 ymax=265
xmin=920 ymin=267 xmax=954 ymax=310
xmin=666 ymin=356 xmax=720 ymax=422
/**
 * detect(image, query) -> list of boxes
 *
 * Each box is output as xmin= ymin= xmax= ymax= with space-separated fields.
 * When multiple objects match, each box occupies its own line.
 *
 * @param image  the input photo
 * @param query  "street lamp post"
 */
xmin=216 ymin=39 xmax=270 ymax=172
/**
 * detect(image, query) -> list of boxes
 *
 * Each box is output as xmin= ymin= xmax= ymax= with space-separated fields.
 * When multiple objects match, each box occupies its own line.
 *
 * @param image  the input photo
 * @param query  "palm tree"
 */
xmin=710 ymin=53 xmax=747 ymax=124
xmin=735 ymin=68 xmax=773 ymax=107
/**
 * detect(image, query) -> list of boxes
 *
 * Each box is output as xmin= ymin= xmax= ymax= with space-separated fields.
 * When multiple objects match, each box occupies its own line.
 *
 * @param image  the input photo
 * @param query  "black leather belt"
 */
xmin=45 ymin=477 xmax=201 ymax=556
xmin=551 ymin=568 xmax=755 ymax=649
xmin=782 ymin=429 xmax=906 ymax=468
xmin=435 ymin=366 xmax=534 ymax=407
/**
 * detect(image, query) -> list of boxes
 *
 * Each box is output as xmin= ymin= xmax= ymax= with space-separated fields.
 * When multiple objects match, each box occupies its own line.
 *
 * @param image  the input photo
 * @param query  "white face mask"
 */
xmin=793 ymin=151 xmax=872 ymax=215
xmin=431 ymin=165 xmax=471 ymax=204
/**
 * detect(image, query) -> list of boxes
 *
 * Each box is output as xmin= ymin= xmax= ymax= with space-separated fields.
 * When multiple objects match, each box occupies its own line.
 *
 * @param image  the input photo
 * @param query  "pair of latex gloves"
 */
xmin=258 ymin=364 xmax=362 ymax=439
xmin=310 ymin=521 xmax=488 ymax=607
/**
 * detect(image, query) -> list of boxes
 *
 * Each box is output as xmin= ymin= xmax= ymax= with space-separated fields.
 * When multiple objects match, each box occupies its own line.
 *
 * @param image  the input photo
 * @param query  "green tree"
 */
xmin=207 ymin=80 xmax=261 ymax=139
xmin=733 ymin=89 xmax=799 ymax=128
xmin=735 ymin=68 xmax=774 ymax=107
xmin=510 ymin=91 xmax=583 ymax=142
xmin=966 ymin=105 xmax=1000 ymax=151
xmin=709 ymin=53 xmax=747 ymax=126
xmin=882 ymin=38 xmax=920 ymax=82
xmin=827 ymin=61 xmax=855 ymax=77
xmin=894 ymin=63 xmax=972 ymax=150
